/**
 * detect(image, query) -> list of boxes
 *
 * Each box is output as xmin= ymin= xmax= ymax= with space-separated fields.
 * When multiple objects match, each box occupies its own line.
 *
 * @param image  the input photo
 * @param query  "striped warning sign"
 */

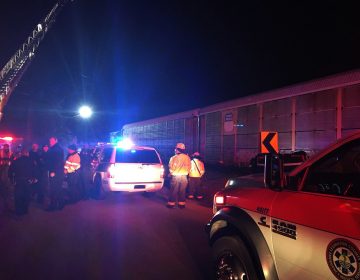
xmin=261 ymin=131 xmax=279 ymax=154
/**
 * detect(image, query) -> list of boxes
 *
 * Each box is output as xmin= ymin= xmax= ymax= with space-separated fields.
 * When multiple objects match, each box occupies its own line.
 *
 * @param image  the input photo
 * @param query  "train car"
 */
xmin=119 ymin=69 xmax=360 ymax=167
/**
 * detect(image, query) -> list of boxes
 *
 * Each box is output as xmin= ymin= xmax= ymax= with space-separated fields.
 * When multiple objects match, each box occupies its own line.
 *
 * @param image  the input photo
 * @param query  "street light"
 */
xmin=78 ymin=105 xmax=93 ymax=119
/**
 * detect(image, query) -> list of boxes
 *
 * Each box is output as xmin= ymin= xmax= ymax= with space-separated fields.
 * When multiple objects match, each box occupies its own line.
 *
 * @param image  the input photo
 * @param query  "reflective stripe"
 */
xmin=189 ymin=158 xmax=205 ymax=177
xmin=65 ymin=160 xmax=80 ymax=166
xmin=178 ymin=201 xmax=186 ymax=206
xmin=167 ymin=201 xmax=176 ymax=206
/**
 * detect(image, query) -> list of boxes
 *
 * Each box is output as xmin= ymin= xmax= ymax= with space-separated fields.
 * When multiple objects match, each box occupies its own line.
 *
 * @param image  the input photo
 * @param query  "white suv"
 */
xmin=92 ymin=144 xmax=165 ymax=198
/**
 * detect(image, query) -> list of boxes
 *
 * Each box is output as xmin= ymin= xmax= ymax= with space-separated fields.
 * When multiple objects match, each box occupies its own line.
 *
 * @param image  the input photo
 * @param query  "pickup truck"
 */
xmin=206 ymin=132 xmax=360 ymax=280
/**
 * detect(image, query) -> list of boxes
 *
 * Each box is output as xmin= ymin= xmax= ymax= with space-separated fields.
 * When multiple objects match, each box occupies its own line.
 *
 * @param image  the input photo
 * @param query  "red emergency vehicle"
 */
xmin=207 ymin=132 xmax=360 ymax=280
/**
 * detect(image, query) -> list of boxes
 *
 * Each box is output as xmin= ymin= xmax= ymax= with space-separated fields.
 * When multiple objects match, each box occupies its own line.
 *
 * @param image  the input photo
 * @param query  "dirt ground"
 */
xmin=160 ymin=164 xmax=249 ymax=208
xmin=0 ymin=164 xmax=250 ymax=214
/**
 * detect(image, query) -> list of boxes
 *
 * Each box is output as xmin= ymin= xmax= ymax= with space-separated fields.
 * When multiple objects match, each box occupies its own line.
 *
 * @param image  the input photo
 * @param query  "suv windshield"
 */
xmin=100 ymin=147 xmax=161 ymax=164
xmin=115 ymin=149 xmax=160 ymax=163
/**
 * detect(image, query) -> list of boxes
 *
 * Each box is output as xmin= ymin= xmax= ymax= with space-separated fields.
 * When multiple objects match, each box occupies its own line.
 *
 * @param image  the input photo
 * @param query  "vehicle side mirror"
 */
xmin=264 ymin=154 xmax=285 ymax=190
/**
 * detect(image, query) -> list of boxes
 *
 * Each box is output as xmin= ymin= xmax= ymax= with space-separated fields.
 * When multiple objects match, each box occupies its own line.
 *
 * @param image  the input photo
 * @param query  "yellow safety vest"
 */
xmin=169 ymin=153 xmax=191 ymax=176
xmin=189 ymin=158 xmax=205 ymax=178
xmin=64 ymin=153 xmax=81 ymax=173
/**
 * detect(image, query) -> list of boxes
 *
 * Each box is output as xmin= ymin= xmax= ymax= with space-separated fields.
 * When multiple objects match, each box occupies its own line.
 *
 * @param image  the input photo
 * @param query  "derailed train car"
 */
xmin=118 ymin=70 xmax=360 ymax=166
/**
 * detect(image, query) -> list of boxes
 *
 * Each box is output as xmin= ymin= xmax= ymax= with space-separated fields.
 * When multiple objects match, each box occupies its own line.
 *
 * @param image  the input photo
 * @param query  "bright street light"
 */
xmin=78 ymin=105 xmax=93 ymax=119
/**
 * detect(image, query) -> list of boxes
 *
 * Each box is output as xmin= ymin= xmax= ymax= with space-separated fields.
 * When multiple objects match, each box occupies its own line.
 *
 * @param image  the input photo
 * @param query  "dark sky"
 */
xmin=1 ymin=0 xmax=360 ymax=142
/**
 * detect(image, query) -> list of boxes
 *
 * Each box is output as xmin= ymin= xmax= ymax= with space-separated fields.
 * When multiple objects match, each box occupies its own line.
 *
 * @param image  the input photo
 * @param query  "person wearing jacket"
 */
xmin=0 ymin=143 xmax=12 ymax=213
xmin=39 ymin=144 xmax=50 ymax=206
xmin=64 ymin=144 xmax=81 ymax=203
xmin=188 ymin=152 xmax=205 ymax=200
xmin=29 ymin=143 xmax=43 ymax=203
xmin=79 ymin=145 xmax=93 ymax=200
xmin=46 ymin=136 xmax=65 ymax=211
xmin=8 ymin=148 xmax=36 ymax=215
xmin=167 ymin=143 xmax=191 ymax=209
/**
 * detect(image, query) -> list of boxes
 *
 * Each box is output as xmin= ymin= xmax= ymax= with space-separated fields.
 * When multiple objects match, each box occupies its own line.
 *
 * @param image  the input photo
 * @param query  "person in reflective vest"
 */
xmin=64 ymin=144 xmax=81 ymax=203
xmin=188 ymin=152 xmax=205 ymax=200
xmin=167 ymin=143 xmax=191 ymax=209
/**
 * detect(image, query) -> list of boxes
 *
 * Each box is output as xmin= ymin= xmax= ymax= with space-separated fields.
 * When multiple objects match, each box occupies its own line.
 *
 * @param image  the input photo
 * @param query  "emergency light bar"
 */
xmin=116 ymin=138 xmax=134 ymax=150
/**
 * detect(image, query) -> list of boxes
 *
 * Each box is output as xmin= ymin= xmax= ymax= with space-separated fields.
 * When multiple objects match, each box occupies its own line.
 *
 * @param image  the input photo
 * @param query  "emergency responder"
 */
xmin=167 ymin=143 xmax=191 ymax=209
xmin=8 ymin=148 xmax=36 ymax=216
xmin=64 ymin=144 xmax=81 ymax=203
xmin=0 ymin=143 xmax=13 ymax=212
xmin=29 ymin=143 xmax=42 ymax=203
xmin=46 ymin=136 xmax=65 ymax=211
xmin=79 ymin=145 xmax=93 ymax=200
xmin=188 ymin=152 xmax=205 ymax=200
xmin=39 ymin=144 xmax=50 ymax=208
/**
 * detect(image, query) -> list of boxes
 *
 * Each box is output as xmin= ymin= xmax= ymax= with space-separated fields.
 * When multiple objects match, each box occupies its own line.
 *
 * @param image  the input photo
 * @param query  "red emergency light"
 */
xmin=0 ymin=136 xmax=13 ymax=141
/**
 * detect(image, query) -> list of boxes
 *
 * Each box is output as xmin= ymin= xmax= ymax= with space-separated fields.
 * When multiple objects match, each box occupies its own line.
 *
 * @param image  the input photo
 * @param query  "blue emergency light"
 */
xmin=116 ymin=138 xmax=134 ymax=150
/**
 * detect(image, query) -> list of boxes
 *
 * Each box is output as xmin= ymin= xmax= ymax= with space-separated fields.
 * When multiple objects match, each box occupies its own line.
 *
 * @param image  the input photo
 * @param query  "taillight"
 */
xmin=107 ymin=164 xmax=115 ymax=178
xmin=160 ymin=165 xmax=165 ymax=178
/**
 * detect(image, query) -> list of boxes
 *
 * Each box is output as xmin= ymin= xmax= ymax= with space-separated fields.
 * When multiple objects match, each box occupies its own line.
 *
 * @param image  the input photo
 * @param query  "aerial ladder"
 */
xmin=0 ymin=0 xmax=72 ymax=121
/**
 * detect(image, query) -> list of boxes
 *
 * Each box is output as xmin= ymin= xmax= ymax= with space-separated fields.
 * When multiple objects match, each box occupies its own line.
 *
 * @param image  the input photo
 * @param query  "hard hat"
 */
xmin=176 ymin=143 xmax=185 ymax=150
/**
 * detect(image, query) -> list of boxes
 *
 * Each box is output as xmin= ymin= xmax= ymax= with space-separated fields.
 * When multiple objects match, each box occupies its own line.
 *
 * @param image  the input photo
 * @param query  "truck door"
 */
xmin=270 ymin=139 xmax=360 ymax=280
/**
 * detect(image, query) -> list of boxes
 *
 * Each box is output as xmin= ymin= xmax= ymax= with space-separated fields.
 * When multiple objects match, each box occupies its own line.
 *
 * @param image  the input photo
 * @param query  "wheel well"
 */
xmin=211 ymin=225 xmax=265 ymax=279
xmin=209 ymin=207 xmax=279 ymax=280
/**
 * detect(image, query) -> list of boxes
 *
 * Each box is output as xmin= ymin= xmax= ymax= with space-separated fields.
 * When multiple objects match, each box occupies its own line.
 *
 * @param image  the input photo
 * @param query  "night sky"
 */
xmin=0 ymin=0 xmax=359 ymax=143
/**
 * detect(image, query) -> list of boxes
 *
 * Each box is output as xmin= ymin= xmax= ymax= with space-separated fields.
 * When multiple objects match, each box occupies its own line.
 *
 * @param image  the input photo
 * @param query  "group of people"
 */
xmin=0 ymin=136 xmax=94 ymax=216
xmin=167 ymin=142 xmax=205 ymax=209
xmin=0 ymin=138 xmax=205 ymax=214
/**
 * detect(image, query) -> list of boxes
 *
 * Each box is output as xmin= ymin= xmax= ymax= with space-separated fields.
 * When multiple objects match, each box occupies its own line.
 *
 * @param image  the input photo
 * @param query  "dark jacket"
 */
xmin=80 ymin=149 xmax=93 ymax=169
xmin=39 ymin=150 xmax=50 ymax=173
xmin=47 ymin=143 xmax=64 ymax=174
xmin=8 ymin=156 xmax=36 ymax=181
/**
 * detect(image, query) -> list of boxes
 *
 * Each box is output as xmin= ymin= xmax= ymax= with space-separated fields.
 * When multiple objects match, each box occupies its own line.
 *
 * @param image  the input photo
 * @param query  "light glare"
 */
xmin=0 ymin=136 xmax=13 ymax=141
xmin=116 ymin=138 xmax=134 ymax=149
xmin=79 ymin=105 xmax=93 ymax=119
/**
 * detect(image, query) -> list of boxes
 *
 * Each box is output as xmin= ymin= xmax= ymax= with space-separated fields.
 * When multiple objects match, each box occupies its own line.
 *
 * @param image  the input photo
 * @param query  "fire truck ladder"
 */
xmin=0 ymin=0 xmax=72 ymax=121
